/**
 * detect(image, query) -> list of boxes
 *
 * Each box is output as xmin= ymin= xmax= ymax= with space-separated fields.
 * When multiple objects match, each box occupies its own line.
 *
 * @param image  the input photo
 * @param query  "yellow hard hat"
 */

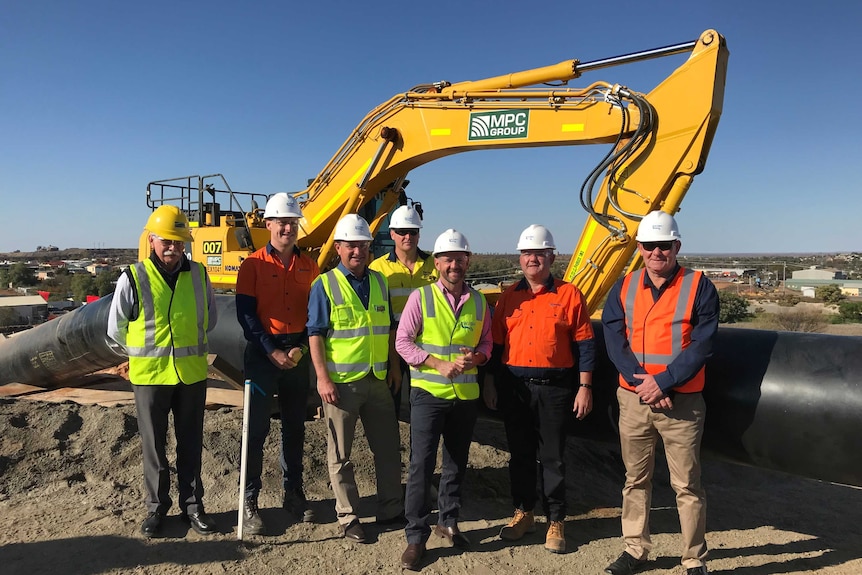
xmin=145 ymin=205 xmax=193 ymax=242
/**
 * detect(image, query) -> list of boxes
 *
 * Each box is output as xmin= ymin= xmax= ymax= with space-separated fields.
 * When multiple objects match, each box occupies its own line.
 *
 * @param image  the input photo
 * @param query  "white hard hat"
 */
xmin=433 ymin=229 xmax=471 ymax=256
xmin=635 ymin=211 xmax=682 ymax=242
xmin=517 ymin=224 xmax=556 ymax=251
xmin=263 ymin=193 xmax=303 ymax=219
xmin=390 ymin=205 xmax=422 ymax=229
xmin=334 ymin=214 xmax=373 ymax=241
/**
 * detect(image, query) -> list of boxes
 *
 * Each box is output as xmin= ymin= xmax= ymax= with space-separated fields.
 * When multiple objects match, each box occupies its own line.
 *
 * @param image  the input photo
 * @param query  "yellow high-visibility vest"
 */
xmin=410 ymin=283 xmax=486 ymax=400
xmin=126 ymin=259 xmax=209 ymax=385
xmin=318 ymin=268 xmax=390 ymax=383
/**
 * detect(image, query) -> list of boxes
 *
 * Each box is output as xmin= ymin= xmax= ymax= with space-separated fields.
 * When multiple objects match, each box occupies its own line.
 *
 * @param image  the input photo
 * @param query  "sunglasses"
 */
xmin=392 ymin=229 xmax=419 ymax=237
xmin=640 ymin=241 xmax=675 ymax=252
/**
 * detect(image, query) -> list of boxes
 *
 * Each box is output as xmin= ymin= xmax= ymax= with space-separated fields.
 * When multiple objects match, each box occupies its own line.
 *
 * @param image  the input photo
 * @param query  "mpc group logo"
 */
xmin=468 ymin=110 xmax=530 ymax=141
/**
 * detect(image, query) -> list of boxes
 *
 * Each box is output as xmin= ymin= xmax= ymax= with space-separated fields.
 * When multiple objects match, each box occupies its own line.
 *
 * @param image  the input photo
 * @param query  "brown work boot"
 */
xmin=545 ymin=520 xmax=566 ymax=553
xmin=499 ymin=509 xmax=536 ymax=541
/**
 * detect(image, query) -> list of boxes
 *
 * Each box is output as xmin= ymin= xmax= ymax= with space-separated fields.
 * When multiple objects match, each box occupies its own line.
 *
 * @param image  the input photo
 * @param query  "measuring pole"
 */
xmin=237 ymin=378 xmax=252 ymax=540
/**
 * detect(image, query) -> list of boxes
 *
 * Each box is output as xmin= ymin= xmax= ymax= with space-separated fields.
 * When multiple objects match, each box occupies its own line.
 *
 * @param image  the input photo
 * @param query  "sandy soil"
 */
xmin=1 ymin=393 xmax=861 ymax=575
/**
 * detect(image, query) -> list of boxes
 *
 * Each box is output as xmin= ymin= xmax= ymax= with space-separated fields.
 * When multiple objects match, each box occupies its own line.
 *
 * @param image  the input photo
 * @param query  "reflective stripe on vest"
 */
xmin=319 ymin=268 xmax=390 ymax=383
xmin=619 ymin=267 xmax=705 ymax=393
xmin=410 ymin=283 xmax=486 ymax=400
xmin=126 ymin=259 xmax=209 ymax=385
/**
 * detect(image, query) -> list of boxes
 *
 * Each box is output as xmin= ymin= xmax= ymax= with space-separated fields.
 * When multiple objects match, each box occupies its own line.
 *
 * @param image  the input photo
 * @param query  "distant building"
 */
xmin=791 ymin=266 xmax=847 ymax=281
xmin=0 ymin=295 xmax=49 ymax=326
xmin=85 ymin=263 xmax=112 ymax=275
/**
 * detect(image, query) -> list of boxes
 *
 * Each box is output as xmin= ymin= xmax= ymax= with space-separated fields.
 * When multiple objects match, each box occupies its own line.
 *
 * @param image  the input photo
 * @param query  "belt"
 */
xmin=518 ymin=373 xmax=571 ymax=386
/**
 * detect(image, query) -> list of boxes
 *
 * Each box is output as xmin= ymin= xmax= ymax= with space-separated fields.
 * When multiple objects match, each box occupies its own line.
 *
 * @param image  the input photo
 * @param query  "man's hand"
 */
xmin=425 ymin=355 xmax=461 ymax=380
xmin=317 ymin=376 xmax=339 ymax=405
xmin=633 ymin=373 xmax=674 ymax=410
xmin=453 ymin=347 xmax=480 ymax=373
xmin=387 ymin=365 xmax=403 ymax=395
xmin=269 ymin=348 xmax=298 ymax=370
xmin=572 ymin=386 xmax=592 ymax=420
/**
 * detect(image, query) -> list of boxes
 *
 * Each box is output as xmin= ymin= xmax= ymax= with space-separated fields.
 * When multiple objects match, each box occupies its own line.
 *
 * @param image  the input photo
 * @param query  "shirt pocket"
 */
xmin=332 ymin=305 xmax=356 ymax=329
xmin=544 ymin=307 xmax=566 ymax=343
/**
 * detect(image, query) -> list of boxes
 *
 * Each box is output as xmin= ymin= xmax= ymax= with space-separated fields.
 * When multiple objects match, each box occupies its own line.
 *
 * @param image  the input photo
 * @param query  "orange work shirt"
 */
xmin=492 ymin=277 xmax=594 ymax=369
xmin=236 ymin=244 xmax=319 ymax=336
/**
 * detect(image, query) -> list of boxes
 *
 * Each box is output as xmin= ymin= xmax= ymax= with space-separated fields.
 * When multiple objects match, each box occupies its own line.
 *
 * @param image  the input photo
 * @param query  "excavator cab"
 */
xmin=139 ymin=174 xmax=272 ymax=289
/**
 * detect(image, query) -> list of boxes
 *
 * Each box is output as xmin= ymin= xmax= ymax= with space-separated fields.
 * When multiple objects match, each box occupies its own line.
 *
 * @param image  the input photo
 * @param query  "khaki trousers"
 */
xmin=617 ymin=387 xmax=708 ymax=569
xmin=322 ymin=373 xmax=403 ymax=526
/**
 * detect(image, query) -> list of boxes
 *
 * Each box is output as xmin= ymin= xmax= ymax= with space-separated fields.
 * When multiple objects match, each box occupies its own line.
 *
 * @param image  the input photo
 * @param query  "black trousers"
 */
xmin=242 ymin=343 xmax=311 ymax=500
xmin=133 ymin=380 xmax=207 ymax=515
xmin=404 ymin=387 xmax=478 ymax=544
xmin=501 ymin=375 xmax=574 ymax=521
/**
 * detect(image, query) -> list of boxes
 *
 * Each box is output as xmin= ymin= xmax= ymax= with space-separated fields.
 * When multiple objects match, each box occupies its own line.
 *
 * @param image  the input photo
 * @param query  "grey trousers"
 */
xmin=133 ymin=381 xmax=208 ymax=515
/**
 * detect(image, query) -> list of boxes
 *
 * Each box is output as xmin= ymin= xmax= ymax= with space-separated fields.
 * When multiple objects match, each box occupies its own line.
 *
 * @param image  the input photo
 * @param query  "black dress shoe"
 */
xmin=400 ymin=542 xmax=426 ymax=571
xmin=605 ymin=551 xmax=647 ymax=575
xmin=341 ymin=519 xmax=366 ymax=543
xmin=141 ymin=511 xmax=163 ymax=538
xmin=434 ymin=524 xmax=471 ymax=549
xmin=181 ymin=511 xmax=218 ymax=535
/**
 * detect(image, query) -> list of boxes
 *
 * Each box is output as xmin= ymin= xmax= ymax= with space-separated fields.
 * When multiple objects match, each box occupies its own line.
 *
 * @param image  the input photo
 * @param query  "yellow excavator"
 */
xmin=140 ymin=29 xmax=727 ymax=314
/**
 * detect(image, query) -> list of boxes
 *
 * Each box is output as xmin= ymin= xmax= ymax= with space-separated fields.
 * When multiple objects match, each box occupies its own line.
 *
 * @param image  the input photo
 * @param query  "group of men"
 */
xmin=108 ymin=200 xmax=717 ymax=575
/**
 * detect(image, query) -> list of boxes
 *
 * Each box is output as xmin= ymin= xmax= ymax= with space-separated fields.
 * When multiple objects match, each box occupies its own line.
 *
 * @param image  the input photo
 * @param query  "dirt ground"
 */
xmin=1 ymin=390 xmax=861 ymax=575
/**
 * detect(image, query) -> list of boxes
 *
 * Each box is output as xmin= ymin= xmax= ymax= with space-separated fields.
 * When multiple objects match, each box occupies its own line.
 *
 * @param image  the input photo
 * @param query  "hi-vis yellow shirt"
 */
xmin=369 ymin=248 xmax=437 ymax=321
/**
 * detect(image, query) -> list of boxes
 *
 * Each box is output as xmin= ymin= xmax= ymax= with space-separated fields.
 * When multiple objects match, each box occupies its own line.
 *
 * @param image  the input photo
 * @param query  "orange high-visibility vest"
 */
xmin=619 ymin=267 xmax=705 ymax=393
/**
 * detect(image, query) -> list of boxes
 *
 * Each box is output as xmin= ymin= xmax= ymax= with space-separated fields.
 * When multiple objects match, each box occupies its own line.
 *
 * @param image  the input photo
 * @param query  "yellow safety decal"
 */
xmin=208 ymin=275 xmax=238 ymax=284
xmin=561 ymin=124 xmax=585 ymax=132
xmin=311 ymin=158 xmax=372 ymax=225
xmin=430 ymin=128 xmax=451 ymax=136
xmin=569 ymin=218 xmax=598 ymax=280
xmin=201 ymin=241 xmax=222 ymax=255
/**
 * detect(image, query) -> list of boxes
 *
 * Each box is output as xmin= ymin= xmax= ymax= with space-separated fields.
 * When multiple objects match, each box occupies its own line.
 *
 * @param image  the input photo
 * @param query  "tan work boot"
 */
xmin=499 ymin=509 xmax=536 ymax=541
xmin=545 ymin=520 xmax=566 ymax=553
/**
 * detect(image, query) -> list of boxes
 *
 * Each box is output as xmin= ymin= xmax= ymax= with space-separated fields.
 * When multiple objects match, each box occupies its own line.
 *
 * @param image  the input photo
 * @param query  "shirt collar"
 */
xmin=266 ymin=242 xmax=300 ymax=257
xmin=386 ymin=247 xmax=430 ymax=262
xmin=337 ymin=262 xmax=368 ymax=282
xmin=641 ymin=264 xmax=681 ymax=289
xmin=514 ymin=274 xmax=557 ymax=293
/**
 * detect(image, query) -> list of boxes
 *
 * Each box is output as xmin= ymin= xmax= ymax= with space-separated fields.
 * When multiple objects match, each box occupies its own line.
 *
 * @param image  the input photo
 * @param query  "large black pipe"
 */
xmin=1 ymin=296 xmax=860 ymax=487
xmin=0 ymin=295 xmax=126 ymax=386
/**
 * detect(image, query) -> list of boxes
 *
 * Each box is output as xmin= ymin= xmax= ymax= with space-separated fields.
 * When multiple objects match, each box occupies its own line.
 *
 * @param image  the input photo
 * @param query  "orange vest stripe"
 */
xmin=619 ymin=267 xmax=705 ymax=393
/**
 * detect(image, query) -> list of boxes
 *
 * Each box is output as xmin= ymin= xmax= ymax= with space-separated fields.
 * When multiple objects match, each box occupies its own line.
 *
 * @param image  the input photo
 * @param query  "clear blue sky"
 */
xmin=2 ymin=1 xmax=860 ymax=254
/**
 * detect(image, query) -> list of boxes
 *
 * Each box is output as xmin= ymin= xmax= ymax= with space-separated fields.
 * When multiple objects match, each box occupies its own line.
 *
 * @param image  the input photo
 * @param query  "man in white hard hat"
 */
xmin=395 ymin=229 xmax=492 ymax=570
xmin=370 ymin=204 xmax=438 ymax=417
xmin=484 ymin=224 xmax=595 ymax=554
xmin=235 ymin=193 xmax=320 ymax=534
xmin=601 ymin=210 xmax=718 ymax=575
xmin=306 ymin=214 xmax=403 ymax=544
xmin=107 ymin=205 xmax=218 ymax=538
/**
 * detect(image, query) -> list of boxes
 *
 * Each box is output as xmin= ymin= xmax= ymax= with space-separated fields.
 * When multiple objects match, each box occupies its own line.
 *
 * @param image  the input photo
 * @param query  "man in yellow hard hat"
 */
xmin=369 ymin=204 xmax=437 ymax=417
xmin=108 ymin=205 xmax=218 ymax=538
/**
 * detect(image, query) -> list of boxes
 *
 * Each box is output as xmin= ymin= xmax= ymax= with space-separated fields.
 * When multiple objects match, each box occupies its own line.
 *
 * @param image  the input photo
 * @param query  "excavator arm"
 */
xmin=295 ymin=29 xmax=727 ymax=312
